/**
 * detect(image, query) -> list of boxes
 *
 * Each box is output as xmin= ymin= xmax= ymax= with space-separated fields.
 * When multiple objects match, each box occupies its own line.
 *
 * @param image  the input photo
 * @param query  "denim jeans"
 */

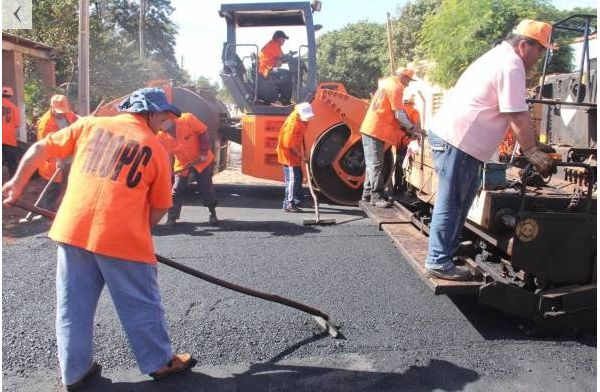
xmin=425 ymin=131 xmax=482 ymax=271
xmin=282 ymin=165 xmax=302 ymax=208
xmin=361 ymin=134 xmax=386 ymax=201
xmin=56 ymin=244 xmax=173 ymax=384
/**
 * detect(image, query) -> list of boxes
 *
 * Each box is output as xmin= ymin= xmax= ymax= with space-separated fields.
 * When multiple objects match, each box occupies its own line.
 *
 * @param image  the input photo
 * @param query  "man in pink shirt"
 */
xmin=425 ymin=19 xmax=556 ymax=281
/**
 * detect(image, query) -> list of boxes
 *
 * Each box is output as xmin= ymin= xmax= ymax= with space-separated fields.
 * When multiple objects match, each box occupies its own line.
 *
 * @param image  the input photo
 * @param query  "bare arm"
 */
xmin=2 ymin=141 xmax=51 ymax=204
xmin=507 ymin=111 xmax=537 ymax=151
xmin=150 ymin=208 xmax=169 ymax=228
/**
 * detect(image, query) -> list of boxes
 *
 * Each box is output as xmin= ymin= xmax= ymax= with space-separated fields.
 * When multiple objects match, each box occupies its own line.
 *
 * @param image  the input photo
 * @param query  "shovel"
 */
xmin=7 ymin=199 xmax=342 ymax=339
xmin=18 ymin=168 xmax=62 ymax=223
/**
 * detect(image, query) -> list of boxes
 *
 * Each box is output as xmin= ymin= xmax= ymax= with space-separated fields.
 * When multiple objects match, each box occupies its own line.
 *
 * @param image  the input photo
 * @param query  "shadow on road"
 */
xmin=153 ymin=219 xmax=323 ymax=237
xmin=449 ymin=295 xmax=597 ymax=344
xmin=79 ymin=358 xmax=479 ymax=392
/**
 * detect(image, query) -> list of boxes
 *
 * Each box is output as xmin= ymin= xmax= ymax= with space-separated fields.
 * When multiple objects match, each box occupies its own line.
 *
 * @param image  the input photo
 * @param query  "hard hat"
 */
xmin=2 ymin=87 xmax=14 ymax=97
xmin=513 ymin=19 xmax=557 ymax=50
xmin=296 ymin=102 xmax=314 ymax=121
xmin=50 ymin=94 xmax=71 ymax=114
xmin=118 ymin=87 xmax=181 ymax=117
xmin=395 ymin=67 xmax=416 ymax=81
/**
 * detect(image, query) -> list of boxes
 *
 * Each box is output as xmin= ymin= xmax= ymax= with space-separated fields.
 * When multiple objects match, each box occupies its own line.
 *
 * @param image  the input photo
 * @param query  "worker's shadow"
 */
xmin=153 ymin=219 xmax=322 ymax=237
xmin=79 ymin=333 xmax=480 ymax=391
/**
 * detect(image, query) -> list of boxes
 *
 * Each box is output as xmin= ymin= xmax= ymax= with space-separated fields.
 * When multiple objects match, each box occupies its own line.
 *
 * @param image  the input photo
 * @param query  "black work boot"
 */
xmin=208 ymin=207 xmax=219 ymax=226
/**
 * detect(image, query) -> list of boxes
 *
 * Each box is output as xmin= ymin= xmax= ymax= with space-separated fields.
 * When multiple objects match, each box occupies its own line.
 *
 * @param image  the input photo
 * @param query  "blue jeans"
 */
xmin=361 ymin=134 xmax=386 ymax=201
xmin=282 ymin=165 xmax=303 ymax=208
xmin=56 ymin=243 xmax=173 ymax=384
xmin=425 ymin=131 xmax=482 ymax=271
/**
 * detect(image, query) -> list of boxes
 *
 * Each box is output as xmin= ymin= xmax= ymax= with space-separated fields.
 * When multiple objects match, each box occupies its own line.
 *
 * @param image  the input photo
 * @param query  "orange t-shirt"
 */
xmin=45 ymin=113 xmax=173 ymax=263
xmin=276 ymin=110 xmax=306 ymax=167
xmin=404 ymin=104 xmax=421 ymax=129
xmin=2 ymin=97 xmax=20 ymax=147
xmin=360 ymin=76 xmax=407 ymax=146
xmin=157 ymin=112 xmax=214 ymax=176
xmin=37 ymin=110 xmax=79 ymax=182
xmin=258 ymin=40 xmax=283 ymax=78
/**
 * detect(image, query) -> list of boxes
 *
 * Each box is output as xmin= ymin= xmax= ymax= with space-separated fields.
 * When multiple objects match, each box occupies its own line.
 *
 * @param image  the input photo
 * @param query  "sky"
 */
xmin=170 ymin=0 xmax=597 ymax=84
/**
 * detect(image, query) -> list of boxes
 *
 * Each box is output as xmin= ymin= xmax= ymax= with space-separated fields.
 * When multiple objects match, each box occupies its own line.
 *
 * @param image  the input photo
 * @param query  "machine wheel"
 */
xmin=310 ymin=124 xmax=393 ymax=205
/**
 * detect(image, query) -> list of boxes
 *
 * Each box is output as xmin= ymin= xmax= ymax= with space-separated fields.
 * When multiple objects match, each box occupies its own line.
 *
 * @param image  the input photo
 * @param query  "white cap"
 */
xmin=296 ymin=102 xmax=315 ymax=121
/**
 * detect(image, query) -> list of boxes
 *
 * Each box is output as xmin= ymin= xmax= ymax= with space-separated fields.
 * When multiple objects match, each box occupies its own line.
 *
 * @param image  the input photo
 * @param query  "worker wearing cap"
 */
xmin=424 ymin=20 xmax=557 ymax=281
xmin=360 ymin=67 xmax=418 ymax=208
xmin=2 ymin=87 xmax=21 ymax=178
xmin=36 ymin=95 xmax=79 ymax=211
xmin=276 ymin=102 xmax=315 ymax=212
xmin=258 ymin=30 xmax=293 ymax=105
xmin=157 ymin=112 xmax=219 ymax=227
xmin=394 ymin=95 xmax=422 ymax=192
xmin=2 ymin=87 xmax=196 ymax=389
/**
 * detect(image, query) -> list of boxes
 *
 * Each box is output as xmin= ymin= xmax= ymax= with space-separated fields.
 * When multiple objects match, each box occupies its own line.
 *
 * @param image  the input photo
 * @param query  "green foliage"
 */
xmin=418 ymin=0 xmax=592 ymax=88
xmin=5 ymin=0 xmax=183 ymax=119
xmin=392 ymin=0 xmax=442 ymax=66
xmin=316 ymin=22 xmax=388 ymax=98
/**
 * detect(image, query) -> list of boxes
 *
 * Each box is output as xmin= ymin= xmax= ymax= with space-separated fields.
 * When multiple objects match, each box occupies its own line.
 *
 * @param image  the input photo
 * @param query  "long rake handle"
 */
xmin=7 ymin=199 xmax=332 ymax=321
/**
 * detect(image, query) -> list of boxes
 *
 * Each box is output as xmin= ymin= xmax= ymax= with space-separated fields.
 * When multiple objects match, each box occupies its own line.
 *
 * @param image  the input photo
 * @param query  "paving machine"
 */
xmin=361 ymin=15 xmax=597 ymax=331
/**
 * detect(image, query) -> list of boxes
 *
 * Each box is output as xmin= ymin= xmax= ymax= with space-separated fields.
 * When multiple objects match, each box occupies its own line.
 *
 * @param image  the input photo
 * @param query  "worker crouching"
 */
xmin=158 ymin=112 xmax=219 ymax=227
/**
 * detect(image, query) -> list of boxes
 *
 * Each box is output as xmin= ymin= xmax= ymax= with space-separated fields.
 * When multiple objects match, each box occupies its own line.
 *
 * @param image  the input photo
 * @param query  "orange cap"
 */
xmin=50 ymin=94 xmax=71 ymax=114
xmin=513 ymin=19 xmax=557 ymax=50
xmin=2 ymin=87 xmax=13 ymax=97
xmin=395 ymin=67 xmax=415 ymax=81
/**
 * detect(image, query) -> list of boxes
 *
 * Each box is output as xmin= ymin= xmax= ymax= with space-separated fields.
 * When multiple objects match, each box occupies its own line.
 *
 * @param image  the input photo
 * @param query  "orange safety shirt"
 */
xmin=157 ymin=112 xmax=214 ymax=176
xmin=2 ymin=97 xmax=20 ymax=147
xmin=360 ymin=76 xmax=407 ymax=146
xmin=37 ymin=110 xmax=79 ymax=182
xmin=404 ymin=104 xmax=421 ymax=129
xmin=45 ymin=113 xmax=173 ymax=263
xmin=276 ymin=110 xmax=306 ymax=167
xmin=258 ymin=40 xmax=283 ymax=78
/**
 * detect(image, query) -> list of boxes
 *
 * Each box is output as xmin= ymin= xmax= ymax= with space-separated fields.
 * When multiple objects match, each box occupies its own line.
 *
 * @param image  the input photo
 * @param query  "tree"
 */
xmin=418 ymin=0 xmax=577 ymax=88
xmin=316 ymin=22 xmax=388 ymax=98
xmin=5 ymin=0 xmax=184 ymax=117
xmin=391 ymin=0 xmax=442 ymax=67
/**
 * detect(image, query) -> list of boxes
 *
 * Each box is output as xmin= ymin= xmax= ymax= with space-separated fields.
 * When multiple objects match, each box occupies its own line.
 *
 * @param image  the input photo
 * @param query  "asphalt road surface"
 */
xmin=2 ymin=170 xmax=596 ymax=391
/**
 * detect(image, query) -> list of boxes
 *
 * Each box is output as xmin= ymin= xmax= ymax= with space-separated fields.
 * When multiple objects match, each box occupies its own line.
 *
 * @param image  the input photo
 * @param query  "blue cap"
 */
xmin=117 ymin=87 xmax=181 ymax=117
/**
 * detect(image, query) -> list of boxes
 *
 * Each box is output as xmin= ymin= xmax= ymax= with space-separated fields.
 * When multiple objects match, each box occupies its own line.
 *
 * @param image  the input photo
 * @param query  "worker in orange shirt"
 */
xmin=394 ymin=95 xmax=422 ymax=193
xmin=360 ymin=67 xmax=418 ymax=208
xmin=36 ymin=94 xmax=79 ymax=210
xmin=258 ymin=30 xmax=293 ymax=105
xmin=276 ymin=102 xmax=315 ymax=212
xmin=157 ymin=112 xmax=219 ymax=227
xmin=2 ymin=87 xmax=21 ymax=178
xmin=2 ymin=87 xmax=196 ymax=389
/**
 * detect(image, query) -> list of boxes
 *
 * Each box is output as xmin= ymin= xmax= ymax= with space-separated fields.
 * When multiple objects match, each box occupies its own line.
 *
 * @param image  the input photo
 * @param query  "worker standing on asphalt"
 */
xmin=276 ymin=102 xmax=315 ymax=212
xmin=158 ymin=112 xmax=219 ymax=227
xmin=360 ymin=67 xmax=418 ymax=208
xmin=424 ymin=20 xmax=557 ymax=281
xmin=2 ymin=87 xmax=21 ymax=178
xmin=2 ymin=87 xmax=196 ymax=390
xmin=258 ymin=30 xmax=294 ymax=105
xmin=36 ymin=94 xmax=79 ymax=211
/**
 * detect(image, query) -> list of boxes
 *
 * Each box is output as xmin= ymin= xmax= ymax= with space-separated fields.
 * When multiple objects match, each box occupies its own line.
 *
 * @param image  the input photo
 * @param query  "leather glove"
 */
xmin=523 ymin=146 xmax=555 ymax=177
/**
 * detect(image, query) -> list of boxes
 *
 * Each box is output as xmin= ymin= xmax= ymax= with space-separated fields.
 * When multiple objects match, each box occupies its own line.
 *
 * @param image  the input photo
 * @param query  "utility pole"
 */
xmin=139 ymin=0 xmax=145 ymax=62
xmin=78 ymin=0 xmax=90 ymax=115
xmin=386 ymin=12 xmax=395 ymax=76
